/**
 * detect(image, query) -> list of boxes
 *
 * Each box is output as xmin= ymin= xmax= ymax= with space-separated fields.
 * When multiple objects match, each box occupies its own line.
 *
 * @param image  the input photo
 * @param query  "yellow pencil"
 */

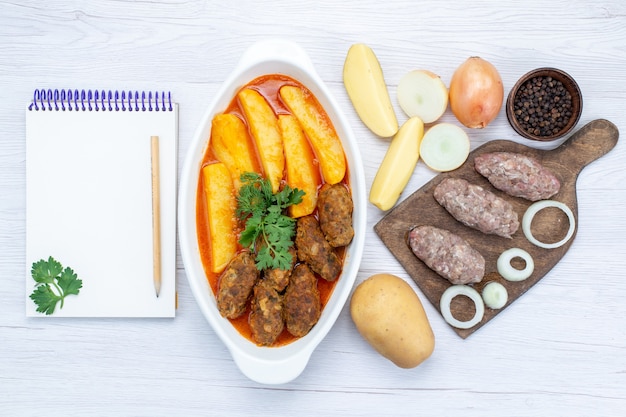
xmin=151 ymin=135 xmax=162 ymax=297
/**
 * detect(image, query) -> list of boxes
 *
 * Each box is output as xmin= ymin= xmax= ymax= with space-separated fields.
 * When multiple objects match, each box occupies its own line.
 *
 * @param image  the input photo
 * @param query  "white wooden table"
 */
xmin=2 ymin=1 xmax=625 ymax=415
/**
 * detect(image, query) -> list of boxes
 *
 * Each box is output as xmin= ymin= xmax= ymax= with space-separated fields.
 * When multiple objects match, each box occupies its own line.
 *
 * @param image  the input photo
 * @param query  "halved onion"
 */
xmin=440 ymin=285 xmax=484 ymax=329
xmin=522 ymin=200 xmax=576 ymax=249
xmin=497 ymin=248 xmax=534 ymax=282
xmin=419 ymin=123 xmax=470 ymax=172
xmin=397 ymin=70 xmax=448 ymax=123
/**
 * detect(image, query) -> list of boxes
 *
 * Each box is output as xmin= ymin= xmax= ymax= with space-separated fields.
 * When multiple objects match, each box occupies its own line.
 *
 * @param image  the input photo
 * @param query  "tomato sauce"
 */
xmin=196 ymin=74 xmax=349 ymax=347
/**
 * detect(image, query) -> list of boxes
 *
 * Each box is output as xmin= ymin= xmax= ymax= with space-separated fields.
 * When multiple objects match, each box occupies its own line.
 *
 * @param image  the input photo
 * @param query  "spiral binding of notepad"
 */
xmin=28 ymin=89 xmax=174 ymax=112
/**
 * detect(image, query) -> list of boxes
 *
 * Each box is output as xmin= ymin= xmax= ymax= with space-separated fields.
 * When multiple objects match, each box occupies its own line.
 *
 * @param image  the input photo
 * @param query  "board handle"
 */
xmin=552 ymin=119 xmax=619 ymax=173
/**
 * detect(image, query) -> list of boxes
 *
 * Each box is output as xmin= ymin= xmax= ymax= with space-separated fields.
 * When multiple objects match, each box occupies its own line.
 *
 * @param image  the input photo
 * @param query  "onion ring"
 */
xmin=497 ymin=248 xmax=534 ymax=282
xmin=522 ymin=200 xmax=576 ymax=249
xmin=440 ymin=285 xmax=484 ymax=329
xmin=482 ymin=282 xmax=508 ymax=309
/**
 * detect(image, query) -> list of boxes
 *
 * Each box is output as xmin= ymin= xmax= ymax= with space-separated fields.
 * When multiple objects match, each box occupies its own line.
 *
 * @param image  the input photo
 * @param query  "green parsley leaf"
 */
xmin=238 ymin=214 xmax=263 ymax=248
xmin=29 ymin=285 xmax=61 ymax=316
xmin=31 ymin=256 xmax=63 ymax=284
xmin=29 ymin=257 xmax=83 ymax=315
xmin=236 ymin=172 xmax=304 ymax=270
xmin=57 ymin=266 xmax=83 ymax=296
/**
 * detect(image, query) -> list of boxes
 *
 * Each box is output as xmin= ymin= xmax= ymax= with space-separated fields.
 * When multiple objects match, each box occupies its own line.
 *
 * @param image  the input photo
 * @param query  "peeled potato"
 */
xmin=278 ymin=114 xmax=321 ymax=218
xmin=397 ymin=70 xmax=448 ymax=123
xmin=369 ymin=116 xmax=424 ymax=211
xmin=210 ymin=113 xmax=260 ymax=190
xmin=279 ymin=85 xmax=346 ymax=185
xmin=201 ymin=162 xmax=237 ymax=274
xmin=238 ymin=88 xmax=285 ymax=193
xmin=343 ymin=43 xmax=398 ymax=137
xmin=350 ymin=273 xmax=435 ymax=369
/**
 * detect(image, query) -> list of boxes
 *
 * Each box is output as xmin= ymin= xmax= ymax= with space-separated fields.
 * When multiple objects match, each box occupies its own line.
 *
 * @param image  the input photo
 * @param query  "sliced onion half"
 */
xmin=440 ymin=285 xmax=484 ymax=329
xmin=482 ymin=282 xmax=508 ymax=309
xmin=419 ymin=123 xmax=470 ymax=172
xmin=397 ymin=70 xmax=448 ymax=123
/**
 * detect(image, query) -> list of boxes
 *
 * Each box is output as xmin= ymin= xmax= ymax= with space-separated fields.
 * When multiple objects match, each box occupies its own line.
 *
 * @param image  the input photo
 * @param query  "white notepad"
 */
xmin=25 ymin=89 xmax=178 ymax=317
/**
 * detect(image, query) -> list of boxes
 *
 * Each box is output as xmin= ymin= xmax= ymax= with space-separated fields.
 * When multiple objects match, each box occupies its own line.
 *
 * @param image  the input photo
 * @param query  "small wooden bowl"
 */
xmin=506 ymin=68 xmax=582 ymax=141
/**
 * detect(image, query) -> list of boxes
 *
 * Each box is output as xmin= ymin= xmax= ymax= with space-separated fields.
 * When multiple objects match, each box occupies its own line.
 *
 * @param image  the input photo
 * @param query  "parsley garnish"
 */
xmin=236 ymin=172 xmax=305 ymax=271
xmin=29 ymin=256 xmax=83 ymax=315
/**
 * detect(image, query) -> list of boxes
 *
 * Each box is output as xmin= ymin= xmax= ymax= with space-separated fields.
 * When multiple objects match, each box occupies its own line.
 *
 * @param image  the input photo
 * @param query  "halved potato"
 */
xmin=201 ymin=162 xmax=237 ymax=273
xmin=278 ymin=114 xmax=321 ymax=218
xmin=343 ymin=43 xmax=398 ymax=137
xmin=370 ymin=116 xmax=424 ymax=211
xmin=238 ymin=88 xmax=285 ymax=193
xmin=211 ymin=113 xmax=260 ymax=190
xmin=279 ymin=85 xmax=346 ymax=185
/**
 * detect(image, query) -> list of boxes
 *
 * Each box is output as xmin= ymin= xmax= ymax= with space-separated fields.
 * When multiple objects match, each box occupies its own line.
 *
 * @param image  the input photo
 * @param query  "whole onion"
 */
xmin=449 ymin=56 xmax=504 ymax=128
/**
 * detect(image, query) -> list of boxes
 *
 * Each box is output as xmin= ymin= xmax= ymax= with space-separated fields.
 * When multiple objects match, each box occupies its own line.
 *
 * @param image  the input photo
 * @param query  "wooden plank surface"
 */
xmin=375 ymin=119 xmax=619 ymax=338
xmin=1 ymin=1 xmax=626 ymax=416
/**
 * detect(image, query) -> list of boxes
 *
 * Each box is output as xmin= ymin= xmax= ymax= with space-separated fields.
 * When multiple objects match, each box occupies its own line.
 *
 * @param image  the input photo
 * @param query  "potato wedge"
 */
xmin=237 ymin=88 xmax=285 ymax=193
xmin=370 ymin=117 xmax=424 ymax=211
xmin=202 ymin=162 xmax=237 ymax=274
xmin=279 ymin=85 xmax=346 ymax=185
xmin=343 ymin=44 xmax=398 ymax=137
xmin=211 ymin=113 xmax=260 ymax=190
xmin=278 ymin=114 xmax=321 ymax=218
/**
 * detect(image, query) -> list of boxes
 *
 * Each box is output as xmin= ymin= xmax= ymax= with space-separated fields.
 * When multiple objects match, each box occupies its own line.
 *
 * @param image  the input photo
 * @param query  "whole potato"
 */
xmin=350 ymin=273 xmax=435 ymax=368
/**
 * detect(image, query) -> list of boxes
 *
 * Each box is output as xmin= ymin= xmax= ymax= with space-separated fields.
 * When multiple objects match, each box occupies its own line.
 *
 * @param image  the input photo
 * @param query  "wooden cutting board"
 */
xmin=374 ymin=119 xmax=619 ymax=338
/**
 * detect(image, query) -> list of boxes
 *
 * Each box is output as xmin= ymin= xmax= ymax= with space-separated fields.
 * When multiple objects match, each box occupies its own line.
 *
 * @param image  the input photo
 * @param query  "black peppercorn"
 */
xmin=512 ymin=76 xmax=573 ymax=138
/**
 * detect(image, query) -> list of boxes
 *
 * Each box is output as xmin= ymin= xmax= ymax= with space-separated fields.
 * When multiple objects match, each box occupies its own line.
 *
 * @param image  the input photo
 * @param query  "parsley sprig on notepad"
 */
xmin=236 ymin=172 xmax=304 ymax=271
xmin=29 ymin=256 xmax=83 ymax=315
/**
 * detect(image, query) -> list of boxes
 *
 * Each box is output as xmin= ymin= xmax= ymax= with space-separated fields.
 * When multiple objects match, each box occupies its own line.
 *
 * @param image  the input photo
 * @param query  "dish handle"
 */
xmin=230 ymin=345 xmax=315 ymax=385
xmin=234 ymin=39 xmax=317 ymax=74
